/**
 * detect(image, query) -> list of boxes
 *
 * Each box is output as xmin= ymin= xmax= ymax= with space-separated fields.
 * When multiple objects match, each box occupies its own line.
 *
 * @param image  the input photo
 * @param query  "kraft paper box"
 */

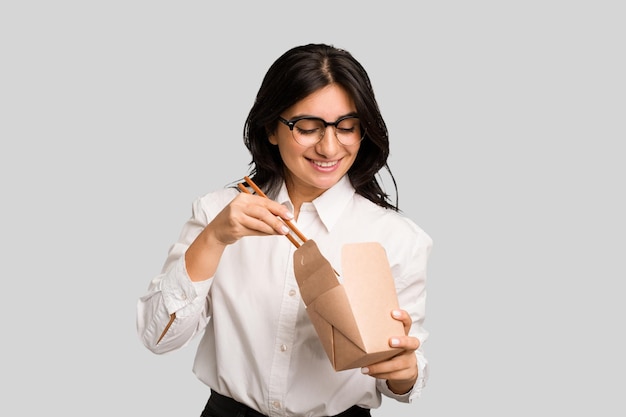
xmin=293 ymin=240 xmax=404 ymax=371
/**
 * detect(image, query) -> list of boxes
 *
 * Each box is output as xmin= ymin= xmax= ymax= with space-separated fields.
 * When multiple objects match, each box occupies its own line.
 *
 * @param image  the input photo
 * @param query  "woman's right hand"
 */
xmin=207 ymin=192 xmax=294 ymax=245
xmin=184 ymin=193 xmax=294 ymax=281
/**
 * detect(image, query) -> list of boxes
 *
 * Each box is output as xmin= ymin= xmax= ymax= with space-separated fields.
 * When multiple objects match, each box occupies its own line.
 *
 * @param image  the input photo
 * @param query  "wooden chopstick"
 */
xmin=237 ymin=178 xmax=305 ymax=248
xmin=243 ymin=176 xmax=308 ymax=244
xmin=239 ymin=176 xmax=339 ymax=277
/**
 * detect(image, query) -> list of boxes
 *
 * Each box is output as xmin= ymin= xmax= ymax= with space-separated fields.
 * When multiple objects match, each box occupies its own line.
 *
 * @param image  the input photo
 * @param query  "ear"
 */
xmin=267 ymin=129 xmax=278 ymax=145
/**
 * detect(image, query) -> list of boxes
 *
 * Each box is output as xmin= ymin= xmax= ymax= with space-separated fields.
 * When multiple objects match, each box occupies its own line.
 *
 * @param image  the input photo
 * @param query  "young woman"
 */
xmin=137 ymin=43 xmax=432 ymax=417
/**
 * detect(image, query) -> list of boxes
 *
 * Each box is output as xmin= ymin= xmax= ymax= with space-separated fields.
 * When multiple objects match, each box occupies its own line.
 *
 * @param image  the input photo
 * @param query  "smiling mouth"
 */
xmin=311 ymin=160 xmax=338 ymax=168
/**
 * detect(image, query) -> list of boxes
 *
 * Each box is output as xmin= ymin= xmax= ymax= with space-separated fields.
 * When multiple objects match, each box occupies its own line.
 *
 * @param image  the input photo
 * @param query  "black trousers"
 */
xmin=201 ymin=389 xmax=371 ymax=417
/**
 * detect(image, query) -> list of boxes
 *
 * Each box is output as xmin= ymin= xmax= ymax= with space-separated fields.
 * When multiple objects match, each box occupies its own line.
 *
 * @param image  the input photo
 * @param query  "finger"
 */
xmin=233 ymin=208 xmax=285 ymax=237
xmin=252 ymin=208 xmax=293 ymax=236
xmin=389 ymin=335 xmax=420 ymax=351
xmin=361 ymin=351 xmax=417 ymax=381
xmin=231 ymin=197 xmax=292 ymax=237
xmin=242 ymin=215 xmax=288 ymax=236
xmin=391 ymin=309 xmax=412 ymax=335
xmin=251 ymin=198 xmax=296 ymax=236
xmin=238 ymin=184 xmax=294 ymax=222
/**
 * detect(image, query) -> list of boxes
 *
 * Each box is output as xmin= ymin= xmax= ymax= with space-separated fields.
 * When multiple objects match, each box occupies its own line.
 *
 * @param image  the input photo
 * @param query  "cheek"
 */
xmin=346 ymin=144 xmax=361 ymax=160
xmin=277 ymin=143 xmax=302 ymax=164
xmin=270 ymin=129 xmax=296 ymax=148
xmin=274 ymin=133 xmax=302 ymax=156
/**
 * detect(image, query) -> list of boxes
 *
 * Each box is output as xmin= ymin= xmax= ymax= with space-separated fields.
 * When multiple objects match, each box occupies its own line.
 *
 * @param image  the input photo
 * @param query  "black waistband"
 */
xmin=204 ymin=389 xmax=371 ymax=417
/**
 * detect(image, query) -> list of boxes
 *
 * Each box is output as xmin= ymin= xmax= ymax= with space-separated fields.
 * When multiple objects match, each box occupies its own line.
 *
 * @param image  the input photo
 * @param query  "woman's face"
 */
xmin=269 ymin=84 xmax=361 ymax=204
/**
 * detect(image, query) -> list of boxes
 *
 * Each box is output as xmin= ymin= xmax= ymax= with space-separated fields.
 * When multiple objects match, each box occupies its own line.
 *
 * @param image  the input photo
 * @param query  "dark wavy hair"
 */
xmin=243 ymin=43 xmax=399 ymax=211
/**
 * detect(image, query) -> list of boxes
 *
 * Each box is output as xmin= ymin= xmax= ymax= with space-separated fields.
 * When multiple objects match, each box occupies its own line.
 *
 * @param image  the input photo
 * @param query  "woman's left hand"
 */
xmin=361 ymin=309 xmax=420 ymax=395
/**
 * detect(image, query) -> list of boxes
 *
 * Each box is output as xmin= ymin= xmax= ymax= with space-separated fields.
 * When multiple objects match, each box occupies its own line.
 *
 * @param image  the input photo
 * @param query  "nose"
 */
xmin=314 ymin=126 xmax=341 ymax=156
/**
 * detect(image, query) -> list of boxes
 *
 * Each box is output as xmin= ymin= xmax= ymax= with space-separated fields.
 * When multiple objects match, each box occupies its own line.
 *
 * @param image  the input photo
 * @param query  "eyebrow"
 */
xmin=286 ymin=112 xmax=359 ymax=121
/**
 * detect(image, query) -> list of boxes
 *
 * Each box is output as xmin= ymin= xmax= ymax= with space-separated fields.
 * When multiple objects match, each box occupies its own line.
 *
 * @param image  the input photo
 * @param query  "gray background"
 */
xmin=2 ymin=1 xmax=624 ymax=416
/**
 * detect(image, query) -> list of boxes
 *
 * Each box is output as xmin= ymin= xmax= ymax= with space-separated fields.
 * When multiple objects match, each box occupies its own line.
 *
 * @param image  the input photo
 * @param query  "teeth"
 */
xmin=314 ymin=160 xmax=337 ymax=167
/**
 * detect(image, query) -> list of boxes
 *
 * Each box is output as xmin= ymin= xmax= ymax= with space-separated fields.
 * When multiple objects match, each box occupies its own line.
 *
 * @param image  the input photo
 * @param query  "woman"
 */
xmin=137 ymin=43 xmax=432 ymax=417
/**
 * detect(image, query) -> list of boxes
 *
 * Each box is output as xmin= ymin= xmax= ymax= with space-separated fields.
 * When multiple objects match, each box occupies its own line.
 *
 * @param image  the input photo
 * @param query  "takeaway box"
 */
xmin=293 ymin=240 xmax=404 ymax=371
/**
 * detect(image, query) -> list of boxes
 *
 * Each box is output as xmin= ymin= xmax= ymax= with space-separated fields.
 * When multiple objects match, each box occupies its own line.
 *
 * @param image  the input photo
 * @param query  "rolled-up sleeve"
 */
xmin=136 ymin=193 xmax=227 ymax=354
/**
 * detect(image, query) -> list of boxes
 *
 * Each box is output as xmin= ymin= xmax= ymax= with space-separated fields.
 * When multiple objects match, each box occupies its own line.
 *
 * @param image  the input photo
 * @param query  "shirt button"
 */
xmin=280 ymin=344 xmax=288 ymax=352
xmin=288 ymin=289 xmax=296 ymax=297
xmin=272 ymin=400 xmax=281 ymax=409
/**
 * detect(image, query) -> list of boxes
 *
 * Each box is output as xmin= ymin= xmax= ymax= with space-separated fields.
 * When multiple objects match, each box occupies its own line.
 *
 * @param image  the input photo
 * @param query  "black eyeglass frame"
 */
xmin=277 ymin=115 xmax=366 ymax=145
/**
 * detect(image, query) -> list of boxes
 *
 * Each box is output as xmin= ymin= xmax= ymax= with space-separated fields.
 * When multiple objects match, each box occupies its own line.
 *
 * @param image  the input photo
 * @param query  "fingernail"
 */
xmin=390 ymin=338 xmax=400 ymax=347
xmin=285 ymin=211 xmax=294 ymax=220
xmin=361 ymin=367 xmax=369 ymax=374
xmin=392 ymin=310 xmax=402 ymax=318
xmin=281 ymin=225 xmax=290 ymax=234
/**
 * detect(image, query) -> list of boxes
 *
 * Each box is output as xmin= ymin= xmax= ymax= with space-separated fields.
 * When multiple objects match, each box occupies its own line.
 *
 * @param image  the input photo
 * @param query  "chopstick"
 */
xmin=237 ymin=176 xmax=307 ymax=248
xmin=238 ymin=176 xmax=339 ymax=277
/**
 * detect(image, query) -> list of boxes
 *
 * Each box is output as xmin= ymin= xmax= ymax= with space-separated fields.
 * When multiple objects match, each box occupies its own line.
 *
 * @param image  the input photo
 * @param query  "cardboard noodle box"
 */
xmin=293 ymin=240 xmax=404 ymax=371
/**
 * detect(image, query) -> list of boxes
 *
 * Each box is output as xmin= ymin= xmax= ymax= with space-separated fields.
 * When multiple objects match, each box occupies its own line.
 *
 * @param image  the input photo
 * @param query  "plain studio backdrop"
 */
xmin=1 ymin=1 xmax=624 ymax=416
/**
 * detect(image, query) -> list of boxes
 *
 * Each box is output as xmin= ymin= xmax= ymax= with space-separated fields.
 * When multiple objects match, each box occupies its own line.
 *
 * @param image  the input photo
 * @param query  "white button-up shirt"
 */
xmin=137 ymin=175 xmax=432 ymax=416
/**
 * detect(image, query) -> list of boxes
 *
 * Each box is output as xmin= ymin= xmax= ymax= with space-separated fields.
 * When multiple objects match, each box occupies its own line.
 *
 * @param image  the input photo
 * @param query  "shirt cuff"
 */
xmin=376 ymin=350 xmax=429 ymax=403
xmin=161 ymin=257 xmax=213 ymax=316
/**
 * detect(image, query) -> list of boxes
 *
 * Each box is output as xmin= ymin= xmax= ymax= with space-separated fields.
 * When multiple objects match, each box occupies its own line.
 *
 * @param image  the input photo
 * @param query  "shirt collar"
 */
xmin=276 ymin=175 xmax=355 ymax=232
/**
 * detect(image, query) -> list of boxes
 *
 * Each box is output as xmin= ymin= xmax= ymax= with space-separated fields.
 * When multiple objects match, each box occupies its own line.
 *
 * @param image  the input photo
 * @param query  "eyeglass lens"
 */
xmin=292 ymin=118 xmax=363 ymax=146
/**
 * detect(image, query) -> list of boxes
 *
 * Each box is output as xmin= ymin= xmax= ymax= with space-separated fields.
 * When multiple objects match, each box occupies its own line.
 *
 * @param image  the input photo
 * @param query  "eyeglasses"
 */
xmin=277 ymin=115 xmax=366 ymax=147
